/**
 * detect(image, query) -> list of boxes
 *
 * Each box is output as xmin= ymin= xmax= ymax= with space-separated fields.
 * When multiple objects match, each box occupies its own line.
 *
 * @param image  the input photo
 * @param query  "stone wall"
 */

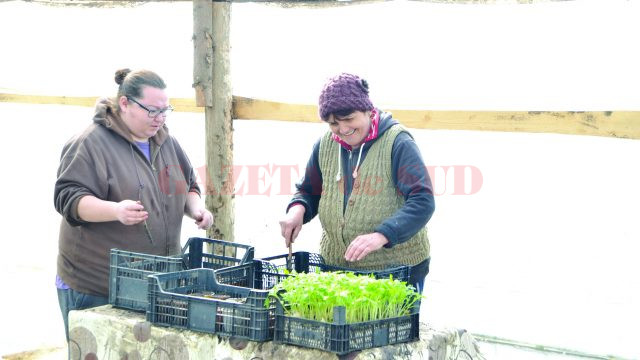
xmin=68 ymin=305 xmax=485 ymax=360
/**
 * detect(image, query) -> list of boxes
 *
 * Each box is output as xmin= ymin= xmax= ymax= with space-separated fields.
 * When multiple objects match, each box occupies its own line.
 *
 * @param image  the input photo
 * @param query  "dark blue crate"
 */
xmin=260 ymin=251 xmax=411 ymax=282
xmin=214 ymin=260 xmax=285 ymax=290
xmin=109 ymin=238 xmax=254 ymax=312
xmin=274 ymin=299 xmax=420 ymax=355
xmin=210 ymin=255 xmax=415 ymax=344
xmin=108 ymin=249 xmax=184 ymax=312
xmin=182 ymin=237 xmax=254 ymax=270
xmin=147 ymin=268 xmax=273 ymax=342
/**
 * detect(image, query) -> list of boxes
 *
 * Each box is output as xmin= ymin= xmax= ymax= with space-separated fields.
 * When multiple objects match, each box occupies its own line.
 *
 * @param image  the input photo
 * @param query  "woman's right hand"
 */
xmin=115 ymin=199 xmax=148 ymax=225
xmin=279 ymin=204 xmax=305 ymax=247
xmin=77 ymin=195 xmax=147 ymax=224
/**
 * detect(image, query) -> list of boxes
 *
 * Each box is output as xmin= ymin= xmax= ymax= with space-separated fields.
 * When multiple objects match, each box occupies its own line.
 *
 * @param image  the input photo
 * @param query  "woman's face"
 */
xmin=327 ymin=110 xmax=371 ymax=147
xmin=119 ymin=86 xmax=170 ymax=142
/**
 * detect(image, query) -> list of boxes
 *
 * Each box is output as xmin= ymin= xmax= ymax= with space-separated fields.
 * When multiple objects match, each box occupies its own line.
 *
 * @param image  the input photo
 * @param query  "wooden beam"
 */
xmin=232 ymin=96 xmax=318 ymax=122
xmin=0 ymin=93 xmax=203 ymax=113
xmin=2 ymin=93 xmax=638 ymax=139
xmin=0 ymin=93 xmax=99 ymax=107
xmin=193 ymin=0 xmax=235 ymax=242
xmin=24 ymin=0 xmax=567 ymax=7
xmin=232 ymin=96 xmax=640 ymax=140
xmin=391 ymin=109 xmax=639 ymax=139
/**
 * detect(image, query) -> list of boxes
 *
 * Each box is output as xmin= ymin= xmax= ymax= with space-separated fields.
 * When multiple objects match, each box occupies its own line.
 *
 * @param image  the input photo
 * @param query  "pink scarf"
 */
xmin=331 ymin=109 xmax=380 ymax=151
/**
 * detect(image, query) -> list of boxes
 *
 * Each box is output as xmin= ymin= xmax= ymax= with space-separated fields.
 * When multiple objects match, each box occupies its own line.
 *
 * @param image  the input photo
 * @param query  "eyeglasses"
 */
xmin=127 ymin=96 xmax=174 ymax=118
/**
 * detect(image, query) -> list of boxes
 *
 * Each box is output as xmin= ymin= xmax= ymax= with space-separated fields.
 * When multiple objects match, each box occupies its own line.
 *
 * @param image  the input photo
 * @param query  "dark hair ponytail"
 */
xmin=114 ymin=68 xmax=131 ymax=86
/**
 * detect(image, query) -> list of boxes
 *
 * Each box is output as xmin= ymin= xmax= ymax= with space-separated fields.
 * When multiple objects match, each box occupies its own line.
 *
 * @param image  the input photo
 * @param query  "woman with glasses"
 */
xmin=53 ymin=68 xmax=213 ymax=341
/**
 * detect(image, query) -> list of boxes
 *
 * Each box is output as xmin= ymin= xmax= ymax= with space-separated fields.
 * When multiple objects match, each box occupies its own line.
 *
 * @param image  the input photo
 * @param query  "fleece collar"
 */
xmin=92 ymin=97 xmax=169 ymax=146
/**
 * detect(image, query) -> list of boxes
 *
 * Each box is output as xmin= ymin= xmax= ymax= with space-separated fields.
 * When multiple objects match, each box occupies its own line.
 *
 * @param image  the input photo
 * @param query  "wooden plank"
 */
xmin=26 ymin=0 xmax=557 ymax=6
xmin=25 ymin=0 xmax=568 ymax=9
xmin=0 ymin=93 xmax=203 ymax=113
xmin=28 ymin=0 xmax=384 ymax=7
xmin=233 ymin=96 xmax=640 ymax=140
xmin=392 ymin=109 xmax=640 ymax=139
xmin=232 ymin=96 xmax=318 ymax=122
xmin=2 ymin=93 xmax=638 ymax=139
xmin=169 ymin=97 xmax=204 ymax=113
xmin=0 ymin=93 xmax=99 ymax=107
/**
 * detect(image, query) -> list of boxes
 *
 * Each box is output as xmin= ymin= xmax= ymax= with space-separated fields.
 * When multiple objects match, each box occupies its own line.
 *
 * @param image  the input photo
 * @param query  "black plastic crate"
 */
xmin=109 ymin=238 xmax=254 ymax=312
xmin=260 ymin=251 xmax=411 ymax=282
xmin=182 ymin=237 xmax=254 ymax=270
xmin=147 ymin=268 xmax=273 ymax=342
xmin=109 ymin=249 xmax=184 ymax=311
xmin=214 ymin=260 xmax=286 ymax=290
xmin=214 ymin=254 xmax=410 ymax=294
xmin=274 ymin=299 xmax=420 ymax=355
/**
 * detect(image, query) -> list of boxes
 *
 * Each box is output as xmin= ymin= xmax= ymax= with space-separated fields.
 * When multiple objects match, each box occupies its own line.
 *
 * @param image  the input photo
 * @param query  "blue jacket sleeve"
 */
xmin=287 ymin=139 xmax=323 ymax=224
xmin=374 ymin=132 xmax=435 ymax=247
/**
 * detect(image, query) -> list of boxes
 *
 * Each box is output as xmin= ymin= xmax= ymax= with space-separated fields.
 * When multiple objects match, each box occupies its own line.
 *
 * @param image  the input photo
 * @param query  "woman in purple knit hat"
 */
xmin=279 ymin=73 xmax=434 ymax=293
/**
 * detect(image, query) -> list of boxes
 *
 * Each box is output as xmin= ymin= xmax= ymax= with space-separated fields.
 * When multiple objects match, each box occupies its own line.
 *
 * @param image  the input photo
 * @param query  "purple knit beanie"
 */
xmin=318 ymin=73 xmax=374 ymax=120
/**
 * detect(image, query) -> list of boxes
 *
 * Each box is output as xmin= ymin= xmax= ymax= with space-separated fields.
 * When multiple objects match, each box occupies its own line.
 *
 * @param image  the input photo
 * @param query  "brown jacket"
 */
xmin=54 ymin=98 xmax=200 ymax=296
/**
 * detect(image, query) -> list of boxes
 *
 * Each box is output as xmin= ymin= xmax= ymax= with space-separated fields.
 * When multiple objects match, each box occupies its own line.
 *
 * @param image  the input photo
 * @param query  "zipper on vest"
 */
xmin=344 ymin=149 xmax=352 ymax=216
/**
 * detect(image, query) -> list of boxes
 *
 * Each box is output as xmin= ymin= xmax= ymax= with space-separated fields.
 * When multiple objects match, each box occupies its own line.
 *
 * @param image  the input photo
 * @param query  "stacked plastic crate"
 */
xmin=113 ymin=242 xmax=420 ymax=353
xmin=108 ymin=237 xmax=254 ymax=312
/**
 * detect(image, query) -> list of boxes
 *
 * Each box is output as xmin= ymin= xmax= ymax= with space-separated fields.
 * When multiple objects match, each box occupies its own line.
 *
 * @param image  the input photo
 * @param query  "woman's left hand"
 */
xmin=345 ymin=232 xmax=389 ymax=262
xmin=192 ymin=208 xmax=214 ymax=230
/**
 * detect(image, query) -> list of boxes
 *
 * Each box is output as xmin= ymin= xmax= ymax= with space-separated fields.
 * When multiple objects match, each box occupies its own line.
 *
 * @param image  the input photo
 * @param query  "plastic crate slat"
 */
xmin=109 ymin=249 xmax=184 ymax=312
xmin=273 ymin=299 xmax=419 ymax=355
xmin=181 ymin=237 xmax=255 ymax=270
xmin=147 ymin=268 xmax=273 ymax=342
xmin=109 ymin=237 xmax=254 ymax=312
xmin=260 ymin=252 xmax=411 ymax=282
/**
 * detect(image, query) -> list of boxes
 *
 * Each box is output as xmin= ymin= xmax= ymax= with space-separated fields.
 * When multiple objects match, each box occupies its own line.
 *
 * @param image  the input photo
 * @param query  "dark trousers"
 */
xmin=409 ymin=257 xmax=430 ymax=294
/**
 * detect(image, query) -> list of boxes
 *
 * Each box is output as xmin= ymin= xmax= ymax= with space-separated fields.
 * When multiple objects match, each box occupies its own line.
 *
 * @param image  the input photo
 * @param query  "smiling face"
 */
xmin=326 ymin=110 xmax=371 ymax=147
xmin=119 ymin=86 xmax=169 ymax=142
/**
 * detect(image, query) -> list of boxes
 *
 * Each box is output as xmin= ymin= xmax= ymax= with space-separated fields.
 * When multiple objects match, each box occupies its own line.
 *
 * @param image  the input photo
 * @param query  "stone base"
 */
xmin=68 ymin=305 xmax=485 ymax=359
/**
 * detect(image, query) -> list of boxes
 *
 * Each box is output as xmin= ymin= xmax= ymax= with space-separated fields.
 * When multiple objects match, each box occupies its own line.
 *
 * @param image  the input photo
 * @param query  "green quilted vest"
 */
xmin=318 ymin=125 xmax=430 ymax=269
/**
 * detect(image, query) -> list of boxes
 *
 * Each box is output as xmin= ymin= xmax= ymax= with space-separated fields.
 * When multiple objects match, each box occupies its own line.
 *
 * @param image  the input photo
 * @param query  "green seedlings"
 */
xmin=267 ymin=272 xmax=420 ymax=323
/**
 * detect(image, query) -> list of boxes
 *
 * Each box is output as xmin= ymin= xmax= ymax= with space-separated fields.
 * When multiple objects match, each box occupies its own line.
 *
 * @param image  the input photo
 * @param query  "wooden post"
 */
xmin=193 ymin=0 xmax=234 ymax=242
